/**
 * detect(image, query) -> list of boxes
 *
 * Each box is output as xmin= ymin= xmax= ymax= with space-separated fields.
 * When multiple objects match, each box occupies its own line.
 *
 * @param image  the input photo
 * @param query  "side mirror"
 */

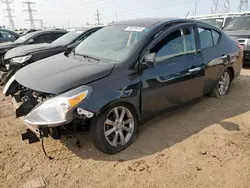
xmin=27 ymin=38 xmax=34 ymax=44
xmin=142 ymin=53 xmax=156 ymax=68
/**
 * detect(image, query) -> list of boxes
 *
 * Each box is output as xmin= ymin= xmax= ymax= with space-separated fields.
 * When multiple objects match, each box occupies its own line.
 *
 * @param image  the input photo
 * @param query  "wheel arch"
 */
xmin=227 ymin=66 xmax=235 ymax=80
xmin=97 ymin=100 xmax=141 ymax=122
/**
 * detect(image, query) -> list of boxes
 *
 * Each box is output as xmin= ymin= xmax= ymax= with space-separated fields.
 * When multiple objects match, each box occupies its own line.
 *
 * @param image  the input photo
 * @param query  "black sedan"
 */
xmin=3 ymin=18 xmax=243 ymax=154
xmin=0 ymin=28 xmax=20 ymax=43
xmin=0 ymin=27 xmax=101 ymax=84
xmin=0 ymin=30 xmax=67 ymax=65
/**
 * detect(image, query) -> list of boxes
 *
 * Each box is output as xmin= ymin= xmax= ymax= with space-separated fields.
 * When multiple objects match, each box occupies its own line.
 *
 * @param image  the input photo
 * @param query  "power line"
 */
xmin=239 ymin=0 xmax=249 ymax=11
xmin=23 ymin=1 xmax=37 ymax=29
xmin=95 ymin=9 xmax=101 ymax=24
xmin=1 ymin=0 xmax=15 ymax=30
xmin=211 ymin=0 xmax=230 ymax=13
xmin=118 ymin=0 xmax=200 ymax=16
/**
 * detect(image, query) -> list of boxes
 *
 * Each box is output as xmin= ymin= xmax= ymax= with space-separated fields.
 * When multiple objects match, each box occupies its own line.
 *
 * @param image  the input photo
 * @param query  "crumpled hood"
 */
xmin=4 ymin=43 xmax=59 ymax=60
xmin=0 ymin=42 xmax=19 ymax=53
xmin=224 ymin=30 xmax=250 ymax=38
xmin=15 ymin=53 xmax=115 ymax=94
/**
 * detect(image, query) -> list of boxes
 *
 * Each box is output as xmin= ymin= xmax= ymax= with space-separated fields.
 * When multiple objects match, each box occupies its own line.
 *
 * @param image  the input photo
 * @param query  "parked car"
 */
xmin=0 ymin=28 xmax=20 ymax=43
xmin=223 ymin=14 xmax=250 ymax=64
xmin=189 ymin=13 xmax=234 ymax=29
xmin=3 ymin=18 xmax=243 ymax=154
xmin=0 ymin=30 xmax=67 ymax=67
xmin=0 ymin=27 xmax=102 ymax=84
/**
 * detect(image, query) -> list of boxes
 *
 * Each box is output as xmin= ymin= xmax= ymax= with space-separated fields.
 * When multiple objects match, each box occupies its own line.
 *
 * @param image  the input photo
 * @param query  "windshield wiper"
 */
xmin=224 ymin=28 xmax=235 ymax=31
xmin=75 ymin=53 xmax=100 ymax=62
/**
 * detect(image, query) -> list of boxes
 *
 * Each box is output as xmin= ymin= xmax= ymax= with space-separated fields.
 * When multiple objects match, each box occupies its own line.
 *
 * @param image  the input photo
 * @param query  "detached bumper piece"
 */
xmin=12 ymin=93 xmax=61 ymax=144
xmin=21 ymin=129 xmax=46 ymax=144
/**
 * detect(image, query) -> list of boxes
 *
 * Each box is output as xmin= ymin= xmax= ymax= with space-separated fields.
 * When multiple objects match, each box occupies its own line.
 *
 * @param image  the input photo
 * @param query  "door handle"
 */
xmin=189 ymin=67 xmax=201 ymax=73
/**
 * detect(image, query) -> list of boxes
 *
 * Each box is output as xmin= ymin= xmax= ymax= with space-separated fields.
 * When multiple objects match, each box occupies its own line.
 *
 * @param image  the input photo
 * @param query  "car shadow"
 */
xmin=52 ymin=73 xmax=250 ymax=162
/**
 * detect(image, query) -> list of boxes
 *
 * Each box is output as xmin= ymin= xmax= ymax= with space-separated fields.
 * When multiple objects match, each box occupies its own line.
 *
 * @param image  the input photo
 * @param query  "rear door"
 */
xmin=141 ymin=23 xmax=205 ymax=117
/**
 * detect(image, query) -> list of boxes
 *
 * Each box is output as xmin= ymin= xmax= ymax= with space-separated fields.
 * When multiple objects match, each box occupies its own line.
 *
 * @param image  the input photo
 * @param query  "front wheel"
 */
xmin=210 ymin=69 xmax=232 ymax=98
xmin=91 ymin=104 xmax=138 ymax=154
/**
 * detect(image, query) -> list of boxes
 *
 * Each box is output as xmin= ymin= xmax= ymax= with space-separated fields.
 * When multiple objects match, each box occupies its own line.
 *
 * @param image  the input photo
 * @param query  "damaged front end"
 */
xmin=0 ymin=55 xmax=31 ymax=85
xmin=3 ymin=76 xmax=94 ymax=144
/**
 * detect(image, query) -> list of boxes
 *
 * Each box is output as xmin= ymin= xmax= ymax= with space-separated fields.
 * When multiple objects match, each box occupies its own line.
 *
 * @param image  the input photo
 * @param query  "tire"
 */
xmin=91 ymin=103 xmax=138 ymax=154
xmin=210 ymin=69 xmax=232 ymax=98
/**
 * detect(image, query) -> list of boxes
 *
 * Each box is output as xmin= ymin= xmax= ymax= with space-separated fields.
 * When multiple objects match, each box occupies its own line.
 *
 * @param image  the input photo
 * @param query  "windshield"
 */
xmin=74 ymin=25 xmax=151 ymax=63
xmin=14 ymin=32 xmax=37 ymax=43
xmin=224 ymin=16 xmax=250 ymax=30
xmin=52 ymin=30 xmax=84 ymax=46
xmin=199 ymin=18 xmax=224 ymax=28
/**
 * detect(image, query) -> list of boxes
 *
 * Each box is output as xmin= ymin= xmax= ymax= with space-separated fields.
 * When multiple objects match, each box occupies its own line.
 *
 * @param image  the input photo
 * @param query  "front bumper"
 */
xmin=11 ymin=95 xmax=62 ymax=143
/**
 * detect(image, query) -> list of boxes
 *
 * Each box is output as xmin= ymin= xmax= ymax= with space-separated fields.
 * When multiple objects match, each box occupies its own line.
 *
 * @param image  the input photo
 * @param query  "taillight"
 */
xmin=238 ymin=44 xmax=244 ymax=50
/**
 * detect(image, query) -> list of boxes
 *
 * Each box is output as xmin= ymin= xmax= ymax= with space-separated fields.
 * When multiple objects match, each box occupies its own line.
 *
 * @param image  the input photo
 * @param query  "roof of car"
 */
xmin=76 ymin=26 xmax=103 ymax=32
xmin=33 ymin=30 xmax=67 ymax=34
xmin=110 ymin=18 xmax=190 ymax=27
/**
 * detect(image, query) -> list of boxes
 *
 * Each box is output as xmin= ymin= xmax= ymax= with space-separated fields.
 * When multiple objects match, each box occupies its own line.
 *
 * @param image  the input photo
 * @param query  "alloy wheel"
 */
xmin=218 ymin=71 xmax=230 ymax=96
xmin=104 ymin=106 xmax=135 ymax=147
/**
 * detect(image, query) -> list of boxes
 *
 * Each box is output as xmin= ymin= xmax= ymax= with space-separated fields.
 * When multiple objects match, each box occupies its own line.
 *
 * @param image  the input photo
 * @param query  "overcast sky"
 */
xmin=0 ymin=0 xmax=242 ymax=29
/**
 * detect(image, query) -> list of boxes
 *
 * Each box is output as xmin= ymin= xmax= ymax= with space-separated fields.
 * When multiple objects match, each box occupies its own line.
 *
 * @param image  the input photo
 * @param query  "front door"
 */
xmin=141 ymin=25 xmax=205 ymax=117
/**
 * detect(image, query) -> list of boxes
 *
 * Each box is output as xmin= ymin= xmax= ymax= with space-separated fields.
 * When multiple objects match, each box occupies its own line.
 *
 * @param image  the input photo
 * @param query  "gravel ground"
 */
xmin=0 ymin=68 xmax=250 ymax=188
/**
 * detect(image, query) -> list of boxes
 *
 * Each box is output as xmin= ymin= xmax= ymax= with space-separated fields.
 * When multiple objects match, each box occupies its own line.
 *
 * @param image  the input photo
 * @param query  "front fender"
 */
xmin=77 ymin=78 xmax=141 ymax=120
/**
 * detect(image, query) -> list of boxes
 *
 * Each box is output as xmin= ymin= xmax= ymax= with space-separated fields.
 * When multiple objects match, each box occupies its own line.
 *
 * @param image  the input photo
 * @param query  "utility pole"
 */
xmin=115 ymin=12 xmax=117 ymax=21
xmin=194 ymin=1 xmax=197 ymax=15
xmin=239 ymin=0 xmax=249 ymax=11
xmin=211 ymin=0 xmax=230 ymax=13
xmin=1 ymin=0 xmax=15 ymax=30
xmin=95 ymin=9 xmax=101 ymax=25
xmin=36 ymin=19 xmax=44 ymax=30
xmin=23 ymin=1 xmax=37 ymax=29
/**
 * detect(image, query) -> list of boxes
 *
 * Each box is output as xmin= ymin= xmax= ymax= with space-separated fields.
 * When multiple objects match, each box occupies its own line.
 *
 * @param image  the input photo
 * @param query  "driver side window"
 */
xmin=153 ymin=27 xmax=196 ymax=62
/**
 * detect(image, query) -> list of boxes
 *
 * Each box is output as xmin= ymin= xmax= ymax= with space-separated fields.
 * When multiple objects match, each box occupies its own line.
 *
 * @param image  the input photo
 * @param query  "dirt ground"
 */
xmin=1 ymin=68 xmax=250 ymax=188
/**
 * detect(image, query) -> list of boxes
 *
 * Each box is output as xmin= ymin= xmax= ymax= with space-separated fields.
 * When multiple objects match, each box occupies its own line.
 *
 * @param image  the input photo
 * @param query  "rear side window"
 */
xmin=224 ymin=17 xmax=233 ymax=27
xmin=198 ymin=28 xmax=213 ymax=49
xmin=212 ymin=30 xmax=220 ymax=45
xmin=153 ymin=27 xmax=196 ymax=62
xmin=33 ymin=33 xmax=52 ymax=43
xmin=52 ymin=32 xmax=65 ymax=41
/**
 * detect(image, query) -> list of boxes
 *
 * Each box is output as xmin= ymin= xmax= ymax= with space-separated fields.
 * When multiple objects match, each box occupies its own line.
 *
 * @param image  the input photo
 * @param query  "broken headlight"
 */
xmin=10 ymin=55 xmax=32 ymax=64
xmin=24 ymin=86 xmax=92 ymax=127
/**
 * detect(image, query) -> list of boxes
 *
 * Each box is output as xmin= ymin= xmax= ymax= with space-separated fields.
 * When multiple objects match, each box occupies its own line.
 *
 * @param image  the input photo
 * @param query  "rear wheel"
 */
xmin=210 ymin=69 xmax=232 ymax=98
xmin=91 ymin=104 xmax=138 ymax=154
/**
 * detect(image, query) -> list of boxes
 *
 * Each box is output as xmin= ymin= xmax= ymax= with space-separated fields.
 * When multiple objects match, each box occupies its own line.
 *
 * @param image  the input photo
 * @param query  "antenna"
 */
xmin=23 ymin=1 xmax=37 ymax=29
xmin=239 ymin=0 xmax=249 ymax=11
xmin=185 ymin=11 xmax=190 ymax=18
xmin=1 ymin=0 xmax=15 ymax=30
